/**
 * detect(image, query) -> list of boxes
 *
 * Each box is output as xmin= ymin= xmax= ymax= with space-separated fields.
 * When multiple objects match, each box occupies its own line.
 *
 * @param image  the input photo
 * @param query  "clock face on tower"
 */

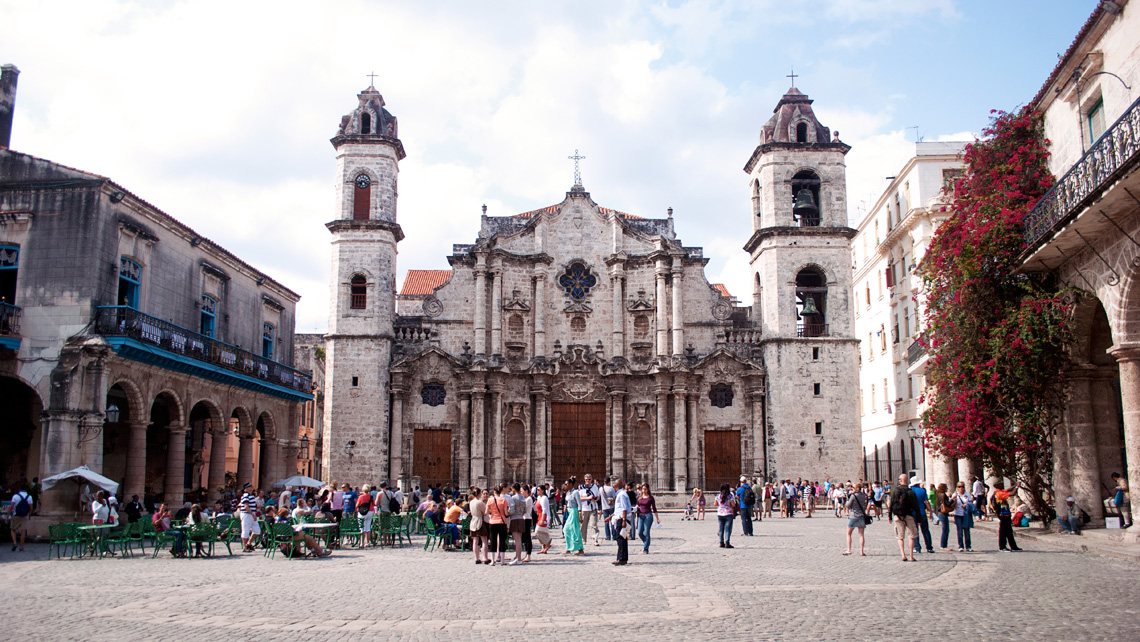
xmin=354 ymin=174 xmax=371 ymax=190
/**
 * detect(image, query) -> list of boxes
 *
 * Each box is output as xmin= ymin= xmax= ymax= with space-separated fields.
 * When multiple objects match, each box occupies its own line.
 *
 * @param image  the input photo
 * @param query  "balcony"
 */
xmin=796 ymin=323 xmax=829 ymax=338
xmin=907 ymin=338 xmax=926 ymax=366
xmin=0 ymin=302 xmax=20 ymax=350
xmin=1023 ymin=93 xmax=1140 ymax=255
xmin=94 ymin=306 xmax=313 ymax=401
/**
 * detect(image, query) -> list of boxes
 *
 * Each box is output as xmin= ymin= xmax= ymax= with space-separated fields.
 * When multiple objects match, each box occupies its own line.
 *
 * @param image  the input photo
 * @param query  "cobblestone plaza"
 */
xmin=2 ymin=515 xmax=1137 ymax=641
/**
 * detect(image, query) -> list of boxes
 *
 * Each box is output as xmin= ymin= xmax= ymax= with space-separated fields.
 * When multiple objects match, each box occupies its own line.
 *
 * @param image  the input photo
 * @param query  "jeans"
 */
xmin=637 ymin=512 xmax=654 ymax=552
xmin=938 ymin=513 xmax=951 ymax=548
xmin=1059 ymin=516 xmax=1082 ymax=535
xmin=998 ymin=515 xmax=1019 ymax=550
xmin=954 ymin=515 xmax=972 ymax=549
xmin=740 ymin=505 xmax=754 ymax=535
xmin=602 ymin=509 xmax=615 ymax=539
xmin=912 ymin=513 xmax=933 ymax=552
xmin=614 ymin=518 xmax=628 ymax=563
xmin=718 ymin=515 xmax=734 ymax=545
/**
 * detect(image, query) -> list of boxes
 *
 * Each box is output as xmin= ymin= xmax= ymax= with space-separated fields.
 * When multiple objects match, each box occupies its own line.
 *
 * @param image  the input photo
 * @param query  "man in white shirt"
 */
xmin=8 ymin=484 xmax=32 ymax=551
xmin=610 ymin=479 xmax=631 ymax=565
xmin=578 ymin=474 xmax=602 ymax=547
xmin=279 ymin=486 xmax=293 ymax=510
xmin=971 ymin=476 xmax=987 ymax=521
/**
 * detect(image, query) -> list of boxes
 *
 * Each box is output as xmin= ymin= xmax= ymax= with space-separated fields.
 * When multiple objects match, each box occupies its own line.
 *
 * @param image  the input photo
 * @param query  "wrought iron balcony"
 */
xmin=0 ymin=302 xmax=20 ymax=336
xmin=907 ymin=338 xmax=926 ymax=366
xmin=796 ymin=323 xmax=829 ymax=338
xmin=94 ymin=306 xmax=312 ymax=395
xmin=1023 ymin=93 xmax=1140 ymax=251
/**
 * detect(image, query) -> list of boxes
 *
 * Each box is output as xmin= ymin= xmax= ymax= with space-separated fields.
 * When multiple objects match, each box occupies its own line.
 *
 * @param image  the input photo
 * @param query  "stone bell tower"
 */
xmin=743 ymin=84 xmax=861 ymax=481
xmin=323 ymin=84 xmax=405 ymax=485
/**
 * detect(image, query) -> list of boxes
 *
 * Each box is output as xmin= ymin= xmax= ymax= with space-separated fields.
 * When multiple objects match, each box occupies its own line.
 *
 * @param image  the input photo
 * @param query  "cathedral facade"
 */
xmin=322 ymin=84 xmax=860 ymax=497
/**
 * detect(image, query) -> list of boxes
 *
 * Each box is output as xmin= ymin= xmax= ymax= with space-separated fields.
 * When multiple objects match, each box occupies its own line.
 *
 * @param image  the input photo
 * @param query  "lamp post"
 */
xmin=906 ymin=422 xmax=926 ymax=481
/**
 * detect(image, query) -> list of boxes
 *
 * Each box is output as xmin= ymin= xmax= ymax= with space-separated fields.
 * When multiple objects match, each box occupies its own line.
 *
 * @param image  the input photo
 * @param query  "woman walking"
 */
xmin=844 ymin=482 xmax=869 ymax=556
xmin=715 ymin=484 xmax=737 ymax=548
xmin=485 ymin=485 xmax=510 ymax=565
xmin=636 ymin=484 xmax=660 ymax=554
xmin=534 ymin=485 xmax=553 ymax=554
xmin=692 ymin=488 xmax=706 ymax=521
xmin=469 ymin=489 xmax=489 ymax=564
xmin=561 ymin=481 xmax=584 ymax=555
xmin=951 ymin=481 xmax=974 ymax=551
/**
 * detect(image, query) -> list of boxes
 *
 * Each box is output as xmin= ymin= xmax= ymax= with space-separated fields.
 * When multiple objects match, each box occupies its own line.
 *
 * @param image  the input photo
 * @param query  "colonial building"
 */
xmin=0 ymin=65 xmax=313 ymax=532
xmin=1016 ymin=0 xmax=1140 ymax=531
xmin=852 ymin=142 xmax=965 ymax=482
xmin=322 ymin=83 xmax=861 ymax=497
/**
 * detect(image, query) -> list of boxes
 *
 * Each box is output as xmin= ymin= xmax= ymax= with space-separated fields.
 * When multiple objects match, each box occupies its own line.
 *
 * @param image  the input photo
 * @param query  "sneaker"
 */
xmin=319 ymin=550 xmax=332 ymax=557
xmin=719 ymin=542 xmax=725 ymax=548
xmin=958 ymin=547 xmax=964 ymax=552
xmin=508 ymin=559 xmax=520 ymax=566
xmin=725 ymin=544 xmax=734 ymax=549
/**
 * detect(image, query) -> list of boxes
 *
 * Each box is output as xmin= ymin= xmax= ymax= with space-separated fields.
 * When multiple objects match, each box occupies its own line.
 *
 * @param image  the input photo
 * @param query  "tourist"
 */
xmin=890 ymin=473 xmax=919 ymax=562
xmin=870 ymin=481 xmax=884 ymax=520
xmin=970 ymin=475 xmax=987 ymax=522
xmin=291 ymin=498 xmax=311 ymax=521
xmin=637 ymin=484 xmax=660 ymax=554
xmin=186 ymin=504 xmax=208 ymax=557
xmin=736 ymin=477 xmax=755 ymax=536
xmin=507 ymin=483 xmax=526 ymax=565
xmin=950 ymin=481 xmax=974 ymax=551
xmin=989 ymin=481 xmax=1022 ymax=552
xmin=1010 ymin=495 xmax=1031 ymax=527
xmin=578 ymin=474 xmax=602 ymax=546
xmin=934 ymin=483 xmax=952 ymax=549
xmin=762 ymin=483 xmax=774 ymax=518
xmin=1059 ymin=496 xmax=1083 ymax=535
xmin=562 ymin=481 xmax=584 ymax=555
xmin=275 ymin=508 xmax=332 ymax=557
xmin=124 ymin=494 xmax=143 ymax=524
xmin=910 ymin=477 xmax=934 ymax=554
xmin=521 ymin=485 xmax=535 ymax=560
xmin=715 ymin=483 xmax=737 ymax=549
xmin=691 ymin=487 xmax=706 ymax=521
xmin=442 ymin=498 xmax=463 ymax=549
xmin=485 ymin=485 xmax=510 ymax=565
xmin=534 ymin=486 xmax=552 ymax=554
xmin=469 ymin=489 xmax=489 ymax=563
xmin=357 ymin=484 xmax=374 ymax=547
xmin=602 ymin=477 xmax=617 ymax=540
xmin=330 ymin=483 xmax=345 ymax=521
xmin=783 ymin=480 xmax=797 ymax=518
xmin=611 ymin=479 xmax=630 ymax=566
xmin=1111 ymin=472 xmax=1133 ymax=527
xmin=279 ymin=485 xmax=293 ymax=510
xmin=153 ymin=504 xmax=185 ymax=558
xmin=844 ymin=481 xmax=869 ymax=556
xmin=239 ymin=483 xmax=261 ymax=552
xmin=8 ymin=483 xmax=31 ymax=552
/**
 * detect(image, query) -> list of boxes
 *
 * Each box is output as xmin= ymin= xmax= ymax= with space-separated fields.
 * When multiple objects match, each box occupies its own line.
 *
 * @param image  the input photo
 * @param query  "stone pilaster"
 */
xmin=673 ymin=382 xmax=687 ymax=491
xmin=671 ymin=265 xmax=684 ymax=356
xmin=655 ymin=388 xmax=669 ymax=488
xmin=165 ymin=425 xmax=187 ymax=506
xmin=473 ymin=264 xmax=487 ymax=355
xmin=471 ymin=387 xmax=486 ymax=487
xmin=1065 ymin=370 xmax=1104 ymax=521
xmin=610 ymin=264 xmax=625 ymax=358
xmin=207 ymin=429 xmax=229 ymax=502
xmin=1109 ymin=344 xmax=1140 ymax=541
xmin=491 ymin=269 xmax=503 ymax=356
xmin=237 ymin=435 xmax=255 ymax=488
xmin=124 ymin=422 xmax=147 ymax=501
xmin=655 ymin=260 xmax=669 ymax=357
xmin=391 ymin=383 xmax=406 ymax=486
xmin=609 ymin=388 xmax=625 ymax=480
xmin=533 ymin=270 xmax=547 ymax=356
xmin=458 ymin=392 xmax=471 ymax=489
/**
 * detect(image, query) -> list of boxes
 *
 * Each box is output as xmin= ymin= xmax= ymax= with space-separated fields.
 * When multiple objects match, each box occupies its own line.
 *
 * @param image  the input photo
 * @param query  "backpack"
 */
xmin=743 ymin=487 xmax=756 ymax=506
xmin=13 ymin=492 xmax=30 ymax=517
xmin=387 ymin=491 xmax=400 ymax=514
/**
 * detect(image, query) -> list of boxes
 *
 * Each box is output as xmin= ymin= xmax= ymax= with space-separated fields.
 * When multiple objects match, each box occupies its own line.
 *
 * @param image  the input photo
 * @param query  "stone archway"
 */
xmin=228 ymin=407 xmax=254 ymax=492
xmin=146 ymin=391 xmax=184 ymax=506
xmin=0 ymin=376 xmax=42 ymax=486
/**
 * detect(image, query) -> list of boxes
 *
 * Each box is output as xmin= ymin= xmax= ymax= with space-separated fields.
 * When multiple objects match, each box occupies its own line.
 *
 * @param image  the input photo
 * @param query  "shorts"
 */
xmin=847 ymin=517 xmax=866 ymax=529
xmin=508 ymin=519 xmax=526 ymax=534
xmin=471 ymin=523 xmax=488 ymax=538
xmin=873 ymin=499 xmax=883 ymax=508
xmin=240 ymin=513 xmax=261 ymax=538
xmin=10 ymin=515 xmax=27 ymax=532
xmin=893 ymin=516 xmax=918 ymax=541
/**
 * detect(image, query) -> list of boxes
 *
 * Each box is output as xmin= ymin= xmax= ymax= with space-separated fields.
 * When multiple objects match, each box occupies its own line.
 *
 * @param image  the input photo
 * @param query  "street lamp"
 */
xmin=906 ymin=422 xmax=927 ymax=480
xmin=345 ymin=440 xmax=356 ymax=457
xmin=299 ymin=435 xmax=310 ymax=460
xmin=105 ymin=403 xmax=121 ymax=424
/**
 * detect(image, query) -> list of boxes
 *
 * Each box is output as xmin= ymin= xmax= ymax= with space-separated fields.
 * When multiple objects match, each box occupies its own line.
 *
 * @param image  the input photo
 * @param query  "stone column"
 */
xmin=258 ymin=439 xmax=277 ymax=490
xmin=655 ymin=260 xmax=669 ymax=357
xmin=673 ymin=383 xmax=687 ymax=491
xmin=237 ymin=435 xmax=255 ymax=488
xmin=207 ymin=429 xmax=228 ymax=502
xmin=611 ymin=266 xmax=625 ymax=358
xmin=279 ymin=439 xmax=299 ymax=483
xmin=165 ymin=425 xmax=187 ymax=506
xmin=1110 ymin=345 xmax=1140 ymax=540
xmin=471 ymin=387 xmax=486 ymax=487
xmin=124 ymin=422 xmax=148 ymax=501
xmin=610 ymin=388 xmax=625 ymax=480
xmin=459 ymin=393 xmax=472 ymax=489
xmin=930 ymin=454 xmax=957 ymax=489
xmin=491 ymin=387 xmax=503 ymax=483
xmin=533 ymin=382 xmax=550 ymax=483
xmin=491 ymin=269 xmax=503 ymax=356
xmin=671 ymin=265 xmax=684 ymax=356
xmin=533 ymin=270 xmax=547 ymax=356
xmin=747 ymin=390 xmax=762 ymax=480
xmin=78 ymin=415 xmax=105 ymax=472
xmin=473 ymin=267 xmax=487 ymax=355
xmin=391 ymin=386 xmax=405 ymax=486
xmin=655 ymin=388 xmax=669 ymax=488
xmin=1065 ymin=371 xmax=1103 ymax=520
xmin=690 ymin=391 xmax=703 ymax=484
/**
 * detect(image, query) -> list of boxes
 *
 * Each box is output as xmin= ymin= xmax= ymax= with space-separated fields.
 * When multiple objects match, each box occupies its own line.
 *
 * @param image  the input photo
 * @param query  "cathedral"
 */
xmin=321 ymin=83 xmax=860 ymax=499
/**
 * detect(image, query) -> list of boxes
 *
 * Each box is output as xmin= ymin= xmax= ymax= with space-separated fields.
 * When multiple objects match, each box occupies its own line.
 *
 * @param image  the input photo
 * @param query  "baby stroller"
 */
xmin=682 ymin=502 xmax=694 ymax=521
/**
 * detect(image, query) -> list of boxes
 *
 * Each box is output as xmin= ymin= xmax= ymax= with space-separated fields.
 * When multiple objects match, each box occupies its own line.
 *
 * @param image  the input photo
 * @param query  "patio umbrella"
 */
xmin=41 ymin=465 xmax=120 ymax=494
xmin=274 ymin=475 xmax=324 ymax=488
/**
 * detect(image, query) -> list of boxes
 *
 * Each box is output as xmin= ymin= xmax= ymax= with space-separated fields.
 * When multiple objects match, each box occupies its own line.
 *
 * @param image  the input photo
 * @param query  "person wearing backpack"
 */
xmin=8 ymin=484 xmax=32 ymax=551
xmin=890 ymin=473 xmax=920 ymax=561
xmin=736 ymin=477 xmax=756 ymax=536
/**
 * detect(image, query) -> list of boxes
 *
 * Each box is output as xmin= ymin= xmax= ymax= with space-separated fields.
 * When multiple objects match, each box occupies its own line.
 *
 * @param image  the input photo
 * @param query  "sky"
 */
xmin=2 ymin=0 xmax=1099 ymax=333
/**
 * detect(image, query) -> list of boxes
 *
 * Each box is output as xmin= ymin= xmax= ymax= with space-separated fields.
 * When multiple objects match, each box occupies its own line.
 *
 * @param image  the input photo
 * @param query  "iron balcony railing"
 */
xmin=0 ymin=302 xmax=20 ymax=336
xmin=1023 ymin=93 xmax=1140 ymax=250
xmin=94 ymin=306 xmax=312 ymax=393
xmin=796 ymin=323 xmax=829 ymax=338
xmin=907 ymin=338 xmax=926 ymax=366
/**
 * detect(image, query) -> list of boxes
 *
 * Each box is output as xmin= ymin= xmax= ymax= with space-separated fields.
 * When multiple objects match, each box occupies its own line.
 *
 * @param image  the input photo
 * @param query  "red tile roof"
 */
xmin=511 ymin=204 xmax=643 ymax=220
xmin=712 ymin=283 xmax=732 ymax=298
xmin=399 ymin=269 xmax=452 ymax=296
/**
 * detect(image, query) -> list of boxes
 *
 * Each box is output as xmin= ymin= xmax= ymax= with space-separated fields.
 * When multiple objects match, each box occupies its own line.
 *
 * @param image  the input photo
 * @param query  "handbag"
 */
xmin=856 ymin=495 xmax=871 ymax=525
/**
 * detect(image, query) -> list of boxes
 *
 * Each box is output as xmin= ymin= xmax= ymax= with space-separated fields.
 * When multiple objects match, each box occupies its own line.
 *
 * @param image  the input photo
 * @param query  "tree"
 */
xmin=919 ymin=108 xmax=1073 ymax=522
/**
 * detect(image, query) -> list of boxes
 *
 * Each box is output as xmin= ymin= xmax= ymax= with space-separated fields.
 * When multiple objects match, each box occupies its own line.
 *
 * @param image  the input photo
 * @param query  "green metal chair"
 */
xmin=422 ymin=517 xmax=441 ymax=552
xmin=339 ymin=516 xmax=362 ymax=548
xmin=48 ymin=523 xmax=77 ymax=560
xmin=400 ymin=513 xmax=415 ymax=546
xmin=266 ymin=522 xmax=298 ymax=560
xmin=127 ymin=520 xmax=147 ymax=555
xmin=188 ymin=523 xmax=217 ymax=558
xmin=151 ymin=527 xmax=180 ymax=559
xmin=460 ymin=515 xmax=472 ymax=551
xmin=216 ymin=518 xmax=240 ymax=555
xmin=105 ymin=525 xmax=135 ymax=557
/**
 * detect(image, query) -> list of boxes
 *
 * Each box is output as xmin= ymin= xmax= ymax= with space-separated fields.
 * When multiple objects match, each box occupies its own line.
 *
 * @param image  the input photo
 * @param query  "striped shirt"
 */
xmin=240 ymin=492 xmax=257 ymax=514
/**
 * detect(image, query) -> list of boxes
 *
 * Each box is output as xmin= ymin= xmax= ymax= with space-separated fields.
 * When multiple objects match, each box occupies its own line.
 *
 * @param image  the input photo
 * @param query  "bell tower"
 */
xmin=743 ymin=84 xmax=860 ymax=482
xmin=323 ymin=84 xmax=406 ymax=485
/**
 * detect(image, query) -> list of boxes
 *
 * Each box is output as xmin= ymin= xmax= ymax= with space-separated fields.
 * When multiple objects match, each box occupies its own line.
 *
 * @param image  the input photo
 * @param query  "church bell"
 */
xmin=793 ymin=188 xmax=819 ymax=225
xmin=800 ymin=294 xmax=820 ymax=317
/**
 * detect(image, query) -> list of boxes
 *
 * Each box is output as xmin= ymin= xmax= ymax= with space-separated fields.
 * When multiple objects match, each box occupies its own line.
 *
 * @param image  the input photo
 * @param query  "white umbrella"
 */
xmin=41 ymin=465 xmax=120 ymax=494
xmin=274 ymin=475 xmax=324 ymax=489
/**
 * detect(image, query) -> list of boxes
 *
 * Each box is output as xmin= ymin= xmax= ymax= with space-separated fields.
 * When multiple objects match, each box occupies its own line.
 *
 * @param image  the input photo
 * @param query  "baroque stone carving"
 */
xmin=422 ymin=294 xmax=443 ymax=317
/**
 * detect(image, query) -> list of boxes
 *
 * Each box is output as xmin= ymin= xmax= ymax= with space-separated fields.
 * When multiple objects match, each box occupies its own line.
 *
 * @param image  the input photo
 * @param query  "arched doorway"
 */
xmin=186 ymin=401 xmax=219 ymax=504
xmin=101 ymin=383 xmax=136 ymax=492
xmin=146 ymin=392 xmax=182 ymax=507
xmin=0 ymin=376 xmax=42 ymax=486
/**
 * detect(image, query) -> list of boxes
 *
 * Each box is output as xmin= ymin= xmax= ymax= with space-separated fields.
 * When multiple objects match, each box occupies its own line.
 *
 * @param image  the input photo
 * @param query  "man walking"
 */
xmin=611 ymin=479 xmax=630 ymax=565
xmin=8 ymin=483 xmax=32 ymax=551
xmin=971 ymin=475 xmax=987 ymax=521
xmin=578 ymin=474 xmax=602 ymax=546
xmin=736 ymin=477 xmax=755 ymax=535
xmin=890 ymin=473 xmax=919 ymax=562
xmin=910 ymin=477 xmax=935 ymax=553
xmin=238 ymin=483 xmax=260 ymax=552
xmin=784 ymin=480 xmax=796 ymax=518
xmin=602 ymin=477 xmax=616 ymax=540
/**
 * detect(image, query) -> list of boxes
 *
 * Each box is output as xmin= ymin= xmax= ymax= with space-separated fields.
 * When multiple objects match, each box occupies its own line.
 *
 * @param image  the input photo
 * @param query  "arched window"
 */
xmin=791 ymin=169 xmax=821 ymax=226
xmin=796 ymin=122 xmax=808 ymax=143
xmin=350 ymin=274 xmax=367 ymax=309
xmin=200 ymin=295 xmax=216 ymax=338
xmin=352 ymin=173 xmax=371 ymax=221
xmin=360 ymin=112 xmax=371 ymax=134
xmin=118 ymin=257 xmax=142 ymax=308
xmin=795 ymin=267 xmax=828 ymax=337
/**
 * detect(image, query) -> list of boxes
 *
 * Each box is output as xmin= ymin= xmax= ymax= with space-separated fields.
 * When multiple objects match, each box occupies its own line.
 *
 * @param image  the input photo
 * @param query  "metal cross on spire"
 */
xmin=787 ymin=66 xmax=798 ymax=87
xmin=366 ymin=71 xmax=378 ymax=86
xmin=568 ymin=149 xmax=586 ymax=185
